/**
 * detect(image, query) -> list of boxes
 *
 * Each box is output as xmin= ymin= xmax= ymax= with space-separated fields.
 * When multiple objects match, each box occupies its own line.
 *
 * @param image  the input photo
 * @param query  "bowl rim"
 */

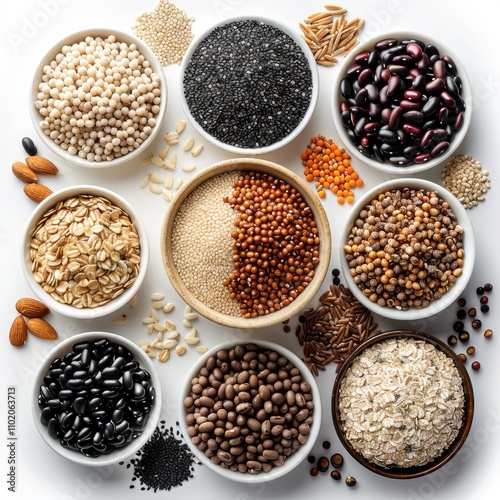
xmin=178 ymin=338 xmax=322 ymax=483
xmin=338 ymin=177 xmax=475 ymax=321
xmin=331 ymin=329 xmax=474 ymax=479
xmin=21 ymin=184 xmax=150 ymax=319
xmin=29 ymin=27 xmax=167 ymax=169
xmin=31 ymin=331 xmax=162 ymax=466
xmin=160 ymin=157 xmax=332 ymax=329
xmin=331 ymin=30 xmax=472 ymax=174
xmin=179 ymin=15 xmax=319 ymax=155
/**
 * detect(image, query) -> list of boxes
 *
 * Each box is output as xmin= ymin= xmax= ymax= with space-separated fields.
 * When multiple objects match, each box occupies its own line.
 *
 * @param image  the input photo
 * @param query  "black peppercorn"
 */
xmin=345 ymin=476 xmax=357 ymax=487
xmin=459 ymin=331 xmax=470 ymax=343
xmin=317 ymin=456 xmax=329 ymax=472
xmin=332 ymin=268 xmax=340 ymax=277
xmin=481 ymin=304 xmax=490 ymax=313
xmin=484 ymin=283 xmax=493 ymax=293
xmin=476 ymin=286 xmax=485 ymax=295
xmin=447 ymin=335 xmax=458 ymax=346
xmin=330 ymin=453 xmax=344 ymax=468
xmin=471 ymin=319 xmax=482 ymax=330
xmin=456 ymin=309 xmax=466 ymax=320
xmin=457 ymin=297 xmax=467 ymax=307
xmin=467 ymin=308 xmax=476 ymax=317
xmin=307 ymin=455 xmax=316 ymax=464
xmin=331 ymin=470 xmax=341 ymax=480
xmin=332 ymin=277 xmax=341 ymax=286
xmin=299 ymin=315 xmax=306 ymax=323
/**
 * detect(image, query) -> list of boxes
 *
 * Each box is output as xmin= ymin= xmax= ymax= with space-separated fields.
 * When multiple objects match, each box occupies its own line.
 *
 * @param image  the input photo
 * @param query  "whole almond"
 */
xmin=9 ymin=315 xmax=28 ymax=347
xmin=15 ymin=297 xmax=50 ymax=318
xmin=27 ymin=317 xmax=58 ymax=340
xmin=25 ymin=155 xmax=58 ymax=175
xmin=23 ymin=183 xmax=52 ymax=203
xmin=12 ymin=161 xmax=38 ymax=183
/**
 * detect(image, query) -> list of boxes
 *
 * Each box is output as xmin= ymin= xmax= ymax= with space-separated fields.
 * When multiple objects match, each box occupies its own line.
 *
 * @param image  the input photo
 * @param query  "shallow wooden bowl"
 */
xmin=160 ymin=158 xmax=332 ymax=329
xmin=331 ymin=329 xmax=474 ymax=479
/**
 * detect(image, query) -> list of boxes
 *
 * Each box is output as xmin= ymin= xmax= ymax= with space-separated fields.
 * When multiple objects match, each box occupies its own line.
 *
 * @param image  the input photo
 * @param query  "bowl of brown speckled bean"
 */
xmin=339 ymin=177 xmax=475 ymax=321
xmin=179 ymin=339 xmax=321 ymax=483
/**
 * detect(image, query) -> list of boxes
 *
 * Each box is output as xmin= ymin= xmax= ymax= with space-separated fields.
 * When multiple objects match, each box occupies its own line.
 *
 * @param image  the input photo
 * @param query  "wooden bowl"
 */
xmin=331 ymin=330 xmax=474 ymax=479
xmin=160 ymin=158 xmax=331 ymax=329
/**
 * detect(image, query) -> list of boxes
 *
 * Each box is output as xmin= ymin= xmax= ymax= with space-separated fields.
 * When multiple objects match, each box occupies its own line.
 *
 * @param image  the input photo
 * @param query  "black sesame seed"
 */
xmin=332 ymin=277 xmax=341 ymax=286
xmin=299 ymin=315 xmax=306 ymax=323
xmin=322 ymin=440 xmax=331 ymax=449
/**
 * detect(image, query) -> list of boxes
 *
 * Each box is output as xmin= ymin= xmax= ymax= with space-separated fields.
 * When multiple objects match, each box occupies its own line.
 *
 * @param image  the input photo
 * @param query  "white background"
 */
xmin=1 ymin=1 xmax=499 ymax=499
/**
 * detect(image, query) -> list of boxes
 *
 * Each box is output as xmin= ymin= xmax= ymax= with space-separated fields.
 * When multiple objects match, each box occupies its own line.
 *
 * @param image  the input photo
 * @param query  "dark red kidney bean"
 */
xmin=380 ymin=68 xmax=391 ymax=82
xmin=365 ymin=83 xmax=379 ymax=101
xmin=375 ymin=38 xmax=398 ymax=51
xmin=358 ymin=144 xmax=372 ymax=157
xmin=431 ymin=141 xmax=449 ymax=156
xmin=364 ymin=121 xmax=379 ymax=133
xmin=440 ymin=90 xmax=456 ymax=108
xmin=404 ymin=89 xmax=422 ymax=101
xmin=369 ymin=102 xmax=381 ymax=120
xmin=379 ymin=127 xmax=400 ymax=143
xmin=425 ymin=78 xmax=445 ymax=93
xmin=372 ymin=143 xmax=385 ymax=162
xmin=358 ymin=68 xmax=373 ymax=87
xmin=389 ymin=106 xmax=402 ymax=130
xmin=417 ymin=52 xmax=430 ymax=71
xmin=406 ymin=42 xmax=422 ymax=60
xmin=420 ymin=129 xmax=434 ymax=148
xmin=360 ymin=136 xmax=370 ymax=147
xmin=400 ymin=99 xmax=422 ymax=110
xmin=387 ymin=75 xmax=401 ymax=96
xmin=392 ymin=54 xmax=413 ymax=66
xmin=379 ymin=85 xmax=389 ymax=105
xmin=355 ymin=88 xmax=367 ymax=106
xmin=454 ymin=112 xmax=464 ymax=131
xmin=340 ymin=100 xmax=349 ymax=113
xmin=354 ymin=117 xmax=368 ymax=136
xmin=453 ymin=75 xmax=463 ymax=93
xmin=380 ymin=142 xmax=401 ymax=155
xmin=368 ymin=50 xmax=379 ymax=68
xmin=381 ymin=45 xmax=407 ymax=64
xmin=433 ymin=128 xmax=449 ymax=140
xmin=346 ymin=64 xmax=364 ymax=77
xmin=414 ymin=153 xmax=431 ymax=163
xmin=408 ymin=67 xmax=422 ymax=79
xmin=433 ymin=59 xmax=446 ymax=79
xmin=442 ymin=55 xmax=457 ymax=75
xmin=402 ymin=124 xmax=422 ymax=137
xmin=387 ymin=64 xmax=408 ymax=77
xmin=438 ymin=107 xmax=448 ymax=123
xmin=403 ymin=110 xmax=423 ymax=124
xmin=354 ymin=51 xmax=370 ymax=63
xmin=445 ymin=75 xmax=459 ymax=96
xmin=422 ymin=96 xmax=440 ymax=115
xmin=381 ymin=107 xmax=392 ymax=123
xmin=425 ymin=44 xmax=440 ymax=58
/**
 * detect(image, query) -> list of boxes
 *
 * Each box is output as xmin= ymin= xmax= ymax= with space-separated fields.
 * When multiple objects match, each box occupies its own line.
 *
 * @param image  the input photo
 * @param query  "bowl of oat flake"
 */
xmin=332 ymin=330 xmax=474 ymax=479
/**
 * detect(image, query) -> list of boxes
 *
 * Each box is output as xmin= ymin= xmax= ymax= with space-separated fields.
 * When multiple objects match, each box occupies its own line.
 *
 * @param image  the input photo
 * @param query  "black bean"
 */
xmin=22 ymin=137 xmax=37 ymax=156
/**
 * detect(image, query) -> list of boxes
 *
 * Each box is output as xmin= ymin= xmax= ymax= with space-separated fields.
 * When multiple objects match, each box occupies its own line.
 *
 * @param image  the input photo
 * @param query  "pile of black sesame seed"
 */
xmin=183 ymin=19 xmax=313 ymax=149
xmin=121 ymin=420 xmax=201 ymax=492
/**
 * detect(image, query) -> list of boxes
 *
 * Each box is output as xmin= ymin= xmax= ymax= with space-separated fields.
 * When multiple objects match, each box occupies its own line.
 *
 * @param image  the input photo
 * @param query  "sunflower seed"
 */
xmin=176 ymin=119 xmax=186 ymax=134
xmin=146 ymin=323 xmax=154 ymax=335
xmin=182 ymin=163 xmax=196 ymax=172
xmin=141 ymin=153 xmax=153 ymax=165
xmin=151 ymin=156 xmax=165 ymax=167
xmin=159 ymin=143 xmax=170 ymax=160
xmin=163 ymin=160 xmax=176 ymax=170
xmin=174 ymin=177 xmax=183 ymax=190
xmin=165 ymin=320 xmax=176 ymax=331
xmin=149 ymin=173 xmax=163 ymax=184
xmin=162 ymin=189 xmax=173 ymax=202
xmin=183 ymin=137 xmax=195 ymax=152
xmin=152 ymin=300 xmax=165 ymax=309
xmin=153 ymin=322 xmax=167 ymax=332
xmin=162 ymin=338 xmax=178 ymax=349
xmin=142 ymin=317 xmax=155 ymax=325
xmin=140 ymin=174 xmax=150 ymax=188
xmin=164 ymin=132 xmax=178 ymax=143
xmin=164 ymin=173 xmax=174 ymax=189
xmin=183 ymin=318 xmax=192 ymax=328
xmin=138 ymin=340 xmax=151 ymax=348
xmin=163 ymin=303 xmax=175 ymax=313
xmin=191 ymin=144 xmax=203 ymax=157
xmin=149 ymin=307 xmax=159 ymax=321
xmin=166 ymin=330 xmax=180 ymax=340
xmin=185 ymin=336 xmax=200 ymax=346
xmin=149 ymin=183 xmax=162 ymax=194
xmin=184 ymin=312 xmax=198 ymax=321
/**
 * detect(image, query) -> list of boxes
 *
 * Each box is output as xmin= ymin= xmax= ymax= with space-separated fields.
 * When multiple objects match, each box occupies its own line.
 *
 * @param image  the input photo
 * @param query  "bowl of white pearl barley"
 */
xmin=160 ymin=157 xmax=331 ymax=329
xmin=29 ymin=29 xmax=167 ymax=168
xmin=339 ymin=177 xmax=475 ymax=321
xmin=332 ymin=329 xmax=474 ymax=479
xmin=179 ymin=339 xmax=321 ymax=483
xmin=21 ymin=185 xmax=149 ymax=320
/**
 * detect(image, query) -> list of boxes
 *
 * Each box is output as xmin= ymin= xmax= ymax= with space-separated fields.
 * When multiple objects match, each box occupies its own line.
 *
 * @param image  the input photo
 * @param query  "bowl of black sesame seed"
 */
xmin=339 ymin=177 xmax=475 ymax=321
xmin=179 ymin=16 xmax=319 ymax=155
xmin=160 ymin=157 xmax=331 ymax=329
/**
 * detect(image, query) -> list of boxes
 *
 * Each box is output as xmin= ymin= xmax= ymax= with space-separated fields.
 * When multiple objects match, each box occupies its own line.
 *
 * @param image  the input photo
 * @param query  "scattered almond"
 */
xmin=26 ymin=317 xmax=58 ymax=340
xmin=23 ymin=183 xmax=52 ymax=203
xmin=12 ymin=161 xmax=38 ymax=183
xmin=9 ymin=315 xmax=28 ymax=347
xmin=15 ymin=297 xmax=50 ymax=318
xmin=25 ymin=155 xmax=58 ymax=175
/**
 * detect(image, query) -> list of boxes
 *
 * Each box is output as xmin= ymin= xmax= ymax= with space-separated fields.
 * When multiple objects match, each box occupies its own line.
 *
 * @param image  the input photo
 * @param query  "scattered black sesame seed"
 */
xmin=332 ymin=276 xmax=341 ymax=286
xmin=322 ymin=440 xmax=331 ymax=449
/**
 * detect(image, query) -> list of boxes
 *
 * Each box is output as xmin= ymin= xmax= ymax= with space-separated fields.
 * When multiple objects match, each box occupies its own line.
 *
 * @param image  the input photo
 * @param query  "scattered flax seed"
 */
xmin=300 ymin=5 xmax=364 ymax=67
xmin=296 ymin=283 xmax=382 ymax=375
xmin=132 ymin=0 xmax=195 ymax=66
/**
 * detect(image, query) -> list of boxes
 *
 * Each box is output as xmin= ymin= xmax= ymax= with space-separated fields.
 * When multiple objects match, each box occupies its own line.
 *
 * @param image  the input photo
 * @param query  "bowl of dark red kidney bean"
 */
xmin=32 ymin=331 xmax=162 ymax=466
xmin=332 ymin=31 xmax=472 ymax=174
xmin=180 ymin=340 xmax=321 ymax=483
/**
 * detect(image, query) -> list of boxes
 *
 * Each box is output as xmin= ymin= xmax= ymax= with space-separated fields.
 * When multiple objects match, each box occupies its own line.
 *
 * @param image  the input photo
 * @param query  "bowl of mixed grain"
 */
xmin=21 ymin=185 xmax=149 ymax=319
xmin=331 ymin=31 xmax=472 ymax=175
xmin=160 ymin=158 xmax=331 ymax=329
xmin=179 ymin=339 xmax=321 ymax=483
xmin=332 ymin=330 xmax=474 ymax=479
xmin=179 ymin=16 xmax=319 ymax=155
xmin=339 ymin=177 xmax=475 ymax=321
xmin=30 ymin=29 xmax=167 ymax=168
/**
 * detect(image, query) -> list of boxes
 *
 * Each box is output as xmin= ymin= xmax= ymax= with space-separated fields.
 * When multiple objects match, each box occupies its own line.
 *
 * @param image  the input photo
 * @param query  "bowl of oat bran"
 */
xmin=339 ymin=177 xmax=475 ymax=321
xmin=21 ymin=185 xmax=149 ymax=319
xmin=332 ymin=330 xmax=474 ymax=479
xmin=160 ymin=158 xmax=331 ymax=329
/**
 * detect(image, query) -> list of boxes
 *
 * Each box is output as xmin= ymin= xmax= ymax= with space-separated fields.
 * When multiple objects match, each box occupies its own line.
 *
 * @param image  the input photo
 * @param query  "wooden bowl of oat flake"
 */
xmin=331 ymin=330 xmax=474 ymax=479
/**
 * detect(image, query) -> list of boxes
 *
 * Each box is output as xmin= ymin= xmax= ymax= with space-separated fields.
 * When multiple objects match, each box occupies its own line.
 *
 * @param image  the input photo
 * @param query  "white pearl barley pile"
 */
xmin=35 ymin=35 xmax=162 ymax=162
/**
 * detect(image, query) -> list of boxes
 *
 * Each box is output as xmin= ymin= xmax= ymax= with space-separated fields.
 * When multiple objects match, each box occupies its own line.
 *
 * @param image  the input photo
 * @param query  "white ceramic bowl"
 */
xmin=339 ymin=178 xmax=475 ymax=321
xmin=21 ymin=185 xmax=149 ymax=319
xmin=160 ymin=157 xmax=331 ymax=329
xmin=179 ymin=339 xmax=321 ymax=483
xmin=30 ymin=28 xmax=167 ymax=168
xmin=179 ymin=16 xmax=319 ymax=155
xmin=32 ymin=331 xmax=162 ymax=466
xmin=332 ymin=31 xmax=472 ymax=175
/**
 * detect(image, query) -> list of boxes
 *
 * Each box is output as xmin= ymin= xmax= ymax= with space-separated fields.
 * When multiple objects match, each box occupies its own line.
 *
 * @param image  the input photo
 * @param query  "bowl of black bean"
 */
xmin=180 ymin=339 xmax=321 ymax=483
xmin=339 ymin=177 xmax=475 ymax=321
xmin=32 ymin=331 xmax=162 ymax=466
xmin=332 ymin=31 xmax=472 ymax=174
xmin=180 ymin=16 xmax=319 ymax=155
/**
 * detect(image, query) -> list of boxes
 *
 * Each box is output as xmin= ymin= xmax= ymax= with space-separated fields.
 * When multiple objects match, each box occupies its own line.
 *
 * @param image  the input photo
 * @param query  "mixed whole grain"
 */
xmin=30 ymin=194 xmax=141 ymax=308
xmin=337 ymin=337 xmax=465 ymax=468
xmin=344 ymin=187 xmax=464 ymax=310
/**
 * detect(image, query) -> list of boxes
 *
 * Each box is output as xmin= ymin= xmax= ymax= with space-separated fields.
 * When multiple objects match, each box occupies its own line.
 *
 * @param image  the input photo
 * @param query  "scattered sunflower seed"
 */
xmin=174 ymin=177 xmax=183 ymax=190
xmin=163 ymin=303 xmax=175 ymax=313
xmin=151 ymin=293 xmax=165 ymax=301
xmin=176 ymin=119 xmax=186 ymax=134
xmin=149 ymin=173 xmax=163 ymax=184
xmin=183 ymin=137 xmax=195 ymax=152
xmin=191 ymin=144 xmax=203 ymax=157
xmin=151 ymin=156 xmax=165 ymax=167
xmin=140 ymin=174 xmax=150 ymax=188
xmin=149 ymin=183 xmax=163 ymax=194
xmin=164 ymin=173 xmax=174 ymax=189
xmin=183 ymin=318 xmax=193 ymax=328
xmin=182 ymin=163 xmax=196 ymax=172
xmin=162 ymin=189 xmax=173 ymax=202
xmin=159 ymin=143 xmax=170 ymax=160
xmin=152 ymin=300 xmax=166 ymax=309
xmin=162 ymin=338 xmax=178 ymax=350
xmin=129 ymin=296 xmax=138 ymax=308
xmin=142 ymin=317 xmax=155 ymax=325
xmin=153 ymin=322 xmax=167 ymax=332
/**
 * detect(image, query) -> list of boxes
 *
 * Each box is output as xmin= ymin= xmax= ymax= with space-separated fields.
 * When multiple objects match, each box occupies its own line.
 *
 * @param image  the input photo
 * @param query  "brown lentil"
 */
xmin=344 ymin=187 xmax=465 ymax=310
xmin=183 ymin=343 xmax=315 ymax=475
xmin=296 ymin=284 xmax=381 ymax=375
xmin=223 ymin=171 xmax=320 ymax=318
